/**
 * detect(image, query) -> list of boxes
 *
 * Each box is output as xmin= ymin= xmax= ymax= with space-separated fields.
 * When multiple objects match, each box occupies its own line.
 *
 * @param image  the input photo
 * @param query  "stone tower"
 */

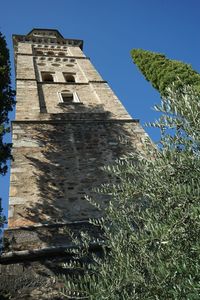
xmin=0 ymin=29 xmax=147 ymax=299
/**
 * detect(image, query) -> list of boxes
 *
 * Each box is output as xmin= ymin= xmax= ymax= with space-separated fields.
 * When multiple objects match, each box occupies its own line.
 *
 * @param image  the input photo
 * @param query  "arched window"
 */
xmin=63 ymin=73 xmax=75 ymax=83
xmin=61 ymin=92 xmax=74 ymax=103
xmin=59 ymin=90 xmax=80 ymax=104
xmin=41 ymin=72 xmax=55 ymax=82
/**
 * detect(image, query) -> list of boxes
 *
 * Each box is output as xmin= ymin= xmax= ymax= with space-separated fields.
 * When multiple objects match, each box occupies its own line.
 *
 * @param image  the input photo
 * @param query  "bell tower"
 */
xmin=0 ymin=29 xmax=148 ymax=298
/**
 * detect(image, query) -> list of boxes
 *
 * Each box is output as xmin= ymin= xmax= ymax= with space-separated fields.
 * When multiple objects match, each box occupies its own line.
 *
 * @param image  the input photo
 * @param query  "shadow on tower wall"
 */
xmin=19 ymin=104 xmax=137 ymax=225
xmin=0 ymin=104 xmax=144 ymax=299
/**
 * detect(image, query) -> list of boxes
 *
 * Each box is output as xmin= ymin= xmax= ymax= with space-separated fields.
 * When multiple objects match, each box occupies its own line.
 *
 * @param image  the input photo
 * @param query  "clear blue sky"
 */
xmin=1 ymin=0 xmax=200 ymax=221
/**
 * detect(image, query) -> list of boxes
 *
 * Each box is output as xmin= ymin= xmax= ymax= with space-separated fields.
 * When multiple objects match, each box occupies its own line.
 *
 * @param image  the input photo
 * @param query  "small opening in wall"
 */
xmin=52 ymin=63 xmax=60 ymax=67
xmin=36 ymin=51 xmax=43 ymax=55
xmin=66 ymin=64 xmax=74 ymax=67
xmin=38 ymin=63 xmax=46 ymax=66
xmin=47 ymin=51 xmax=54 ymax=56
xmin=61 ymin=93 xmax=74 ymax=103
xmin=58 ymin=52 xmax=65 ymax=56
xmin=41 ymin=72 xmax=54 ymax=82
xmin=59 ymin=91 xmax=80 ymax=104
xmin=63 ymin=73 xmax=75 ymax=83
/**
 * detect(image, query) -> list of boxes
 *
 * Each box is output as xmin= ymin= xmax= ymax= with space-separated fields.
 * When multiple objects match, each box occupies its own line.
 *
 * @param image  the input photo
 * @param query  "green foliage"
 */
xmin=0 ymin=31 xmax=15 ymax=175
xmin=131 ymin=49 xmax=200 ymax=97
xmin=0 ymin=32 xmax=15 ymax=228
xmin=61 ymin=84 xmax=200 ymax=299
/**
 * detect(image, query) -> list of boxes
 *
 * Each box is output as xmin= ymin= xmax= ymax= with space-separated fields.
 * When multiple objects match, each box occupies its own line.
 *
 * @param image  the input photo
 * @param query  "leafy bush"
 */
xmin=61 ymin=84 xmax=200 ymax=299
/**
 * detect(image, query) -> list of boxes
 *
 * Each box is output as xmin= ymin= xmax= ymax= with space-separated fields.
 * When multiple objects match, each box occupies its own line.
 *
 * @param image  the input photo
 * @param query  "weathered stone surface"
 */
xmin=0 ymin=29 xmax=149 ymax=299
xmin=0 ymin=222 xmax=103 ymax=299
xmin=3 ymin=222 xmax=102 ymax=254
xmin=9 ymin=120 xmax=146 ymax=228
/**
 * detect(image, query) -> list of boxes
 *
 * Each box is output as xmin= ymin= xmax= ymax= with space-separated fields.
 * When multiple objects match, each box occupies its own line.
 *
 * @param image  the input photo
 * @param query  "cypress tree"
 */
xmin=0 ymin=32 xmax=15 ymax=228
xmin=131 ymin=49 xmax=200 ymax=96
xmin=0 ymin=32 xmax=15 ymax=175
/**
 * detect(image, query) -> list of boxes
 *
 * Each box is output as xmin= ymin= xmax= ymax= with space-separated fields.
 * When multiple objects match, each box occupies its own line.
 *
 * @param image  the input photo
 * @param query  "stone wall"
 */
xmin=0 ymin=222 xmax=103 ymax=300
xmin=37 ymin=82 xmax=130 ymax=118
xmin=0 ymin=29 xmax=150 ymax=299
xmin=9 ymin=119 xmax=146 ymax=228
xmin=15 ymin=41 xmax=131 ymax=120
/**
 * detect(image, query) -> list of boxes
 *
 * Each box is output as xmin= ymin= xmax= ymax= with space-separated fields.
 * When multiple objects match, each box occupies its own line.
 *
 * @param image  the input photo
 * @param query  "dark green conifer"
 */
xmin=0 ymin=32 xmax=15 ymax=175
xmin=0 ymin=32 xmax=15 ymax=228
xmin=131 ymin=49 xmax=200 ymax=96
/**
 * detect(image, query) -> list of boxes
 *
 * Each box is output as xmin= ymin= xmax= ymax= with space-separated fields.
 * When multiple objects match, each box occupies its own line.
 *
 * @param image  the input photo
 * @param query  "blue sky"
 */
xmin=0 ymin=0 xmax=200 ymax=220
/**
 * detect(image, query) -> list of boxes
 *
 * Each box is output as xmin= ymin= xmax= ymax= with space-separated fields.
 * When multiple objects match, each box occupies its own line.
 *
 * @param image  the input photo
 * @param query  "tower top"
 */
xmin=13 ymin=28 xmax=83 ymax=49
xmin=27 ymin=28 xmax=64 ymax=38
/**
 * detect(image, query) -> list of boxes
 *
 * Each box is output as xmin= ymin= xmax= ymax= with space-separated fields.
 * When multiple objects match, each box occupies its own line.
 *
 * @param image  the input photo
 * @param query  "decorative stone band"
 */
xmin=16 ymin=53 xmax=90 ymax=59
xmin=0 ymin=241 xmax=104 ymax=263
xmin=1 ymin=221 xmax=104 ymax=263
xmin=12 ymin=119 xmax=140 ymax=124
xmin=15 ymin=79 xmax=108 ymax=84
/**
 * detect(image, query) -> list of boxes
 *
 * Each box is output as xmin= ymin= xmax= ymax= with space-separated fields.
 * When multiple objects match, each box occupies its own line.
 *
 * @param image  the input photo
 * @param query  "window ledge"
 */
xmin=57 ymin=102 xmax=84 ymax=106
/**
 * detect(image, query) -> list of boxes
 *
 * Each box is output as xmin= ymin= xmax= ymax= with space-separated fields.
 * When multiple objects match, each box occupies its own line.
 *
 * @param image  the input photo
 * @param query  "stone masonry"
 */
xmin=0 ymin=29 xmax=148 ymax=299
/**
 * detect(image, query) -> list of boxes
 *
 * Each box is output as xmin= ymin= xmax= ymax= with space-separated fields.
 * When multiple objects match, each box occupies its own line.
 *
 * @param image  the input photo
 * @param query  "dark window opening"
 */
xmin=64 ymin=74 xmax=75 ymax=83
xmin=47 ymin=51 xmax=54 ymax=56
xmin=61 ymin=93 xmax=74 ymax=103
xmin=36 ymin=51 xmax=43 ymax=55
xmin=58 ymin=52 xmax=65 ymax=56
xmin=41 ymin=72 xmax=54 ymax=82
